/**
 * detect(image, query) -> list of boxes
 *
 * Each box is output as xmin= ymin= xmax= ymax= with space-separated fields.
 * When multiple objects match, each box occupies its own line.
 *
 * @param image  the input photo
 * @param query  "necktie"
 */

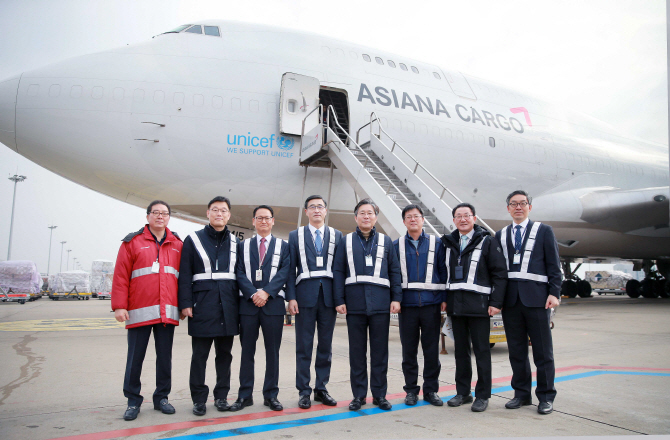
xmin=315 ymin=229 xmax=323 ymax=254
xmin=259 ymin=237 xmax=267 ymax=264
xmin=514 ymin=225 xmax=522 ymax=253
xmin=460 ymin=235 xmax=468 ymax=252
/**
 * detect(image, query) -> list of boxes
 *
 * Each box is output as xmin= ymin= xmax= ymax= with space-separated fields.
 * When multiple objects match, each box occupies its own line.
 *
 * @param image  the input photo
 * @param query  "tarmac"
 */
xmin=0 ymin=294 xmax=669 ymax=440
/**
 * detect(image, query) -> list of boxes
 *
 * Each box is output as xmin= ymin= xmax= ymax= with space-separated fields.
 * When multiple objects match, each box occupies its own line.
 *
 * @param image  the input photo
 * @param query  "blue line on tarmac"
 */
xmin=171 ymin=371 xmax=670 ymax=440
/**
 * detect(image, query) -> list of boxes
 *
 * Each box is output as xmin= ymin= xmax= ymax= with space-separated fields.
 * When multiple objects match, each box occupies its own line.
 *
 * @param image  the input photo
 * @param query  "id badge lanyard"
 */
xmin=357 ymin=234 xmax=376 ymax=268
xmin=454 ymin=245 xmax=464 ymax=280
xmin=256 ymin=239 xmax=267 ymax=282
xmin=151 ymin=240 xmax=161 ymax=273
xmin=311 ymin=230 xmax=324 ymax=267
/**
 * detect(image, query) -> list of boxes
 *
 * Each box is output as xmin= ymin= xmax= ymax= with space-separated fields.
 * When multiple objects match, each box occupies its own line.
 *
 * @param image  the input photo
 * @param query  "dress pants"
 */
xmin=502 ymin=297 xmax=556 ymax=403
xmin=190 ymin=335 xmax=234 ymax=403
xmin=346 ymin=313 xmax=390 ymax=398
xmin=123 ymin=323 xmax=175 ymax=407
xmin=295 ymin=287 xmax=337 ymax=396
xmin=451 ymin=315 xmax=492 ymax=398
xmin=238 ymin=313 xmax=284 ymax=399
xmin=398 ymin=303 xmax=442 ymax=395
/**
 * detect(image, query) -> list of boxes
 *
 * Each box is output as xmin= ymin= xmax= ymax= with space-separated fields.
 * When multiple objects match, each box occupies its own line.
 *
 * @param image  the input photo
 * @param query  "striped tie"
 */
xmin=514 ymin=225 xmax=522 ymax=253
xmin=259 ymin=237 xmax=267 ymax=263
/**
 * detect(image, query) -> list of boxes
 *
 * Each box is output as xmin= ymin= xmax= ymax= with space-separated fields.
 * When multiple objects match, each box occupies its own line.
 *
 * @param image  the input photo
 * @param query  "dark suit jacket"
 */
xmin=495 ymin=220 xmax=562 ymax=308
xmin=286 ymin=226 xmax=343 ymax=308
xmin=236 ymin=236 xmax=290 ymax=316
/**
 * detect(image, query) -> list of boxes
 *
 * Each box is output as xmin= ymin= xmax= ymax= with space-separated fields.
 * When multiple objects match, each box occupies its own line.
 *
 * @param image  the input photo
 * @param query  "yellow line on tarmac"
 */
xmin=0 ymin=318 xmax=125 ymax=332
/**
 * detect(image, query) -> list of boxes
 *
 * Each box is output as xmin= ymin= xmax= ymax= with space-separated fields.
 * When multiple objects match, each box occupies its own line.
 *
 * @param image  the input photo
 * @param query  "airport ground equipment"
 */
xmin=48 ymin=270 xmax=92 ymax=300
xmin=90 ymin=260 xmax=114 ymax=299
xmin=583 ymin=270 xmax=632 ymax=296
xmin=0 ymin=260 xmax=41 ymax=303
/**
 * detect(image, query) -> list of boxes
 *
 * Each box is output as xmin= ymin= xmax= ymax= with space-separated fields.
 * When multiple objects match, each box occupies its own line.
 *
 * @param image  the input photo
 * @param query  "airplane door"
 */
xmin=442 ymin=70 xmax=477 ymax=100
xmin=279 ymin=73 xmax=320 ymax=136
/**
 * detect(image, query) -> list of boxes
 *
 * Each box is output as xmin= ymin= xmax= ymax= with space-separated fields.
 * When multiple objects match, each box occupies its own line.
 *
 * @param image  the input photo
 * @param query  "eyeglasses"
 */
xmin=454 ymin=214 xmax=474 ymax=220
xmin=307 ymin=205 xmax=326 ymax=211
xmin=209 ymin=208 xmax=230 ymax=214
xmin=404 ymin=215 xmax=423 ymax=220
xmin=508 ymin=201 xmax=529 ymax=208
xmin=150 ymin=211 xmax=170 ymax=217
xmin=254 ymin=216 xmax=273 ymax=222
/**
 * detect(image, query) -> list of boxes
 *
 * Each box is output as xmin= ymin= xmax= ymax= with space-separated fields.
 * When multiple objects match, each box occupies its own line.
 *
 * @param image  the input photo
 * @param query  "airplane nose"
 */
xmin=0 ymin=74 xmax=20 ymax=151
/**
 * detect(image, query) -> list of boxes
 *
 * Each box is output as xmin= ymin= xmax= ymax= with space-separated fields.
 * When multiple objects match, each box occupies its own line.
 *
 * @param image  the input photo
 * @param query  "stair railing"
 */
xmin=356 ymin=112 xmax=495 ymax=234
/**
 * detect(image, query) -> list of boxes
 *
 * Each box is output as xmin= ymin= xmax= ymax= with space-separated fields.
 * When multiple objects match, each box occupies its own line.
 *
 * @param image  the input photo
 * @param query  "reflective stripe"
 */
xmin=165 ymin=304 xmax=179 ymax=321
xmin=295 ymin=226 xmax=336 ymax=284
xmin=127 ymin=305 xmax=160 ymax=326
xmin=189 ymin=232 xmax=237 ymax=282
xmin=447 ymin=238 xmax=492 ymax=295
xmin=164 ymin=266 xmax=179 ymax=278
xmin=344 ymin=233 xmax=390 ymax=287
xmin=399 ymin=234 xmax=444 ymax=290
xmin=131 ymin=266 xmax=154 ymax=279
xmin=240 ymin=237 xmax=285 ymax=297
xmin=501 ymin=222 xmax=548 ymax=283
xmin=268 ymin=238 xmax=284 ymax=281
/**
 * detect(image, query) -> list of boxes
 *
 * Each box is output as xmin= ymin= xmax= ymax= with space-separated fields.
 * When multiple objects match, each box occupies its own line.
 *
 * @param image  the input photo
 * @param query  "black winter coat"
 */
xmin=442 ymin=225 xmax=508 ymax=317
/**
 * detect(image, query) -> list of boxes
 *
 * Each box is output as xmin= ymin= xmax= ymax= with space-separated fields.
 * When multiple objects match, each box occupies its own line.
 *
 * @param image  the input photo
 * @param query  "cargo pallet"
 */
xmin=0 ymin=286 xmax=30 ymax=304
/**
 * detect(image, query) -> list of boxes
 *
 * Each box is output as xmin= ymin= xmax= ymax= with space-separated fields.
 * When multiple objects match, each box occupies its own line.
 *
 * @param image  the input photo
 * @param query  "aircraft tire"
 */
xmin=662 ymin=280 xmax=670 ymax=298
xmin=655 ymin=279 xmax=668 ymax=298
xmin=561 ymin=280 xmax=578 ymax=298
xmin=577 ymin=280 xmax=592 ymax=298
xmin=640 ymin=279 xmax=658 ymax=298
xmin=626 ymin=279 xmax=641 ymax=298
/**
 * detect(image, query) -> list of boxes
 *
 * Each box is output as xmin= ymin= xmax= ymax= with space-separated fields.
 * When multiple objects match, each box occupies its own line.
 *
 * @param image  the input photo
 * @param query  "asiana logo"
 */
xmin=277 ymin=136 xmax=295 ymax=151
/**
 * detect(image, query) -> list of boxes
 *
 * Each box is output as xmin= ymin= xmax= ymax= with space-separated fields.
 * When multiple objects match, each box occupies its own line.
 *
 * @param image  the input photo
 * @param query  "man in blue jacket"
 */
xmin=286 ymin=195 xmax=342 ymax=409
xmin=333 ymin=198 xmax=402 ymax=411
xmin=232 ymin=205 xmax=290 ymax=412
xmin=393 ymin=205 xmax=448 ymax=407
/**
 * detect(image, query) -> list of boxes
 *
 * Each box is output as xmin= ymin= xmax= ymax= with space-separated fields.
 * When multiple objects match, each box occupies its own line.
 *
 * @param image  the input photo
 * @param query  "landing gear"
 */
xmin=561 ymin=280 xmax=578 ymax=298
xmin=560 ymin=260 xmax=584 ymax=298
xmin=635 ymin=260 xmax=668 ymax=299
xmin=626 ymin=279 xmax=641 ymax=298
xmin=577 ymin=280 xmax=592 ymax=298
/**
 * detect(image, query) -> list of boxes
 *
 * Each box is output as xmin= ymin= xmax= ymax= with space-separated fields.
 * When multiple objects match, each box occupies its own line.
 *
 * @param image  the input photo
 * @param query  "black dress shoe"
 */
xmin=373 ymin=397 xmax=392 ymax=410
xmin=264 ymin=397 xmax=284 ymax=411
xmin=505 ymin=397 xmax=532 ymax=409
xmin=537 ymin=401 xmax=553 ymax=414
xmin=298 ymin=394 xmax=311 ymax=409
xmin=404 ymin=392 xmax=418 ymax=406
xmin=314 ymin=390 xmax=337 ymax=406
xmin=215 ymin=399 xmax=230 ymax=411
xmin=229 ymin=397 xmax=254 ymax=412
xmin=123 ymin=406 xmax=140 ymax=421
xmin=423 ymin=392 xmax=443 ymax=406
xmin=192 ymin=402 xmax=206 ymax=416
xmin=471 ymin=398 xmax=488 ymax=412
xmin=348 ymin=397 xmax=367 ymax=410
xmin=447 ymin=394 xmax=473 ymax=407
xmin=154 ymin=398 xmax=175 ymax=414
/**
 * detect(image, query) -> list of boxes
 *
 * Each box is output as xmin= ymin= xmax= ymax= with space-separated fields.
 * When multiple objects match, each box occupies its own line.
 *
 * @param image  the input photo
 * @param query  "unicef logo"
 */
xmin=277 ymin=136 xmax=295 ymax=151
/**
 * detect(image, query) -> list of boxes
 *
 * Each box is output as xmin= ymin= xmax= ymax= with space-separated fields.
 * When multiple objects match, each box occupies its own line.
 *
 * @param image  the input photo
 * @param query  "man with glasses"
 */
xmin=287 ymin=195 xmax=342 ymax=409
xmin=333 ymin=199 xmax=402 ymax=411
xmin=231 ymin=205 xmax=290 ymax=412
xmin=112 ymin=200 xmax=183 ymax=421
xmin=178 ymin=196 xmax=239 ymax=416
xmin=392 ymin=205 xmax=448 ymax=407
xmin=442 ymin=203 xmax=507 ymax=412
xmin=495 ymin=190 xmax=561 ymax=415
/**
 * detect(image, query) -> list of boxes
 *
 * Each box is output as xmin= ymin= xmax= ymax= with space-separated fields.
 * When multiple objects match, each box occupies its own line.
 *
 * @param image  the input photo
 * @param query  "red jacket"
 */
xmin=111 ymin=225 xmax=183 ymax=329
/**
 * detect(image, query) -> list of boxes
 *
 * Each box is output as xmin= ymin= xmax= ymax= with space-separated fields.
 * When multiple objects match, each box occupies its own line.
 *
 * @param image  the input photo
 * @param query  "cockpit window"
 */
xmin=204 ymin=26 xmax=220 ymax=36
xmin=163 ymin=24 xmax=191 ymax=34
xmin=185 ymin=25 xmax=202 ymax=34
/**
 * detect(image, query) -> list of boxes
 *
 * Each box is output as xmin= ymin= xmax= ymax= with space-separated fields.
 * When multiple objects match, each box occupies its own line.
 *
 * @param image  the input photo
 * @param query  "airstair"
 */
xmin=300 ymin=106 xmax=494 ymax=237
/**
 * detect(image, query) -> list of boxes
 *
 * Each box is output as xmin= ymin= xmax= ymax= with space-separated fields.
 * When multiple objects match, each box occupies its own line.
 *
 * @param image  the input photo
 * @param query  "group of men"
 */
xmin=111 ymin=190 xmax=562 ymax=421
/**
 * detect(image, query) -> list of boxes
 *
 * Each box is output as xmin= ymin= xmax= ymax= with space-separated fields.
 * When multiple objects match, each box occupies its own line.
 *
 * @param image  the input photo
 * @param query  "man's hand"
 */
xmin=545 ymin=295 xmax=560 ymax=309
xmin=488 ymin=306 xmax=501 ymax=316
xmin=253 ymin=290 xmax=270 ymax=307
xmin=390 ymin=301 xmax=401 ymax=314
xmin=336 ymin=304 xmax=347 ymax=315
xmin=114 ymin=309 xmax=129 ymax=322
xmin=288 ymin=300 xmax=299 ymax=315
xmin=181 ymin=307 xmax=193 ymax=319
xmin=441 ymin=302 xmax=447 ymax=313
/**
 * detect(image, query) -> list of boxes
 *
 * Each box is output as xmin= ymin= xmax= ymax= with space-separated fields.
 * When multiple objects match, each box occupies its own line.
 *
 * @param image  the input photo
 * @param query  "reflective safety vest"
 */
xmin=295 ymin=226 xmax=336 ymax=285
xmin=399 ymin=234 xmax=446 ymax=290
xmin=241 ymin=237 xmax=285 ymax=298
xmin=345 ymin=232 xmax=390 ymax=287
xmin=189 ymin=231 xmax=237 ymax=281
xmin=500 ymin=222 xmax=548 ymax=283
xmin=447 ymin=237 xmax=492 ymax=295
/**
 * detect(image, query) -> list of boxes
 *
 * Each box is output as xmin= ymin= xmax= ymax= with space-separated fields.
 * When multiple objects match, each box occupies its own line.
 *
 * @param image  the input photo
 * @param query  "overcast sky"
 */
xmin=0 ymin=0 xmax=666 ymax=276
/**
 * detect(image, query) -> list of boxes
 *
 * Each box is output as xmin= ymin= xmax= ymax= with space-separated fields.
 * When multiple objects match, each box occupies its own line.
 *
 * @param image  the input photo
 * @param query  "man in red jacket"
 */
xmin=112 ymin=200 xmax=183 ymax=421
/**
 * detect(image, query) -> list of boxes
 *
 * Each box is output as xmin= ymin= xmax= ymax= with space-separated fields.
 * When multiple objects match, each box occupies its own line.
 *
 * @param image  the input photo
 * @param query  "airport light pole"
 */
xmin=6 ymin=174 xmax=27 ymax=260
xmin=46 ymin=225 xmax=57 ymax=276
xmin=59 ymin=241 xmax=66 ymax=273
xmin=66 ymin=249 xmax=71 ymax=270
